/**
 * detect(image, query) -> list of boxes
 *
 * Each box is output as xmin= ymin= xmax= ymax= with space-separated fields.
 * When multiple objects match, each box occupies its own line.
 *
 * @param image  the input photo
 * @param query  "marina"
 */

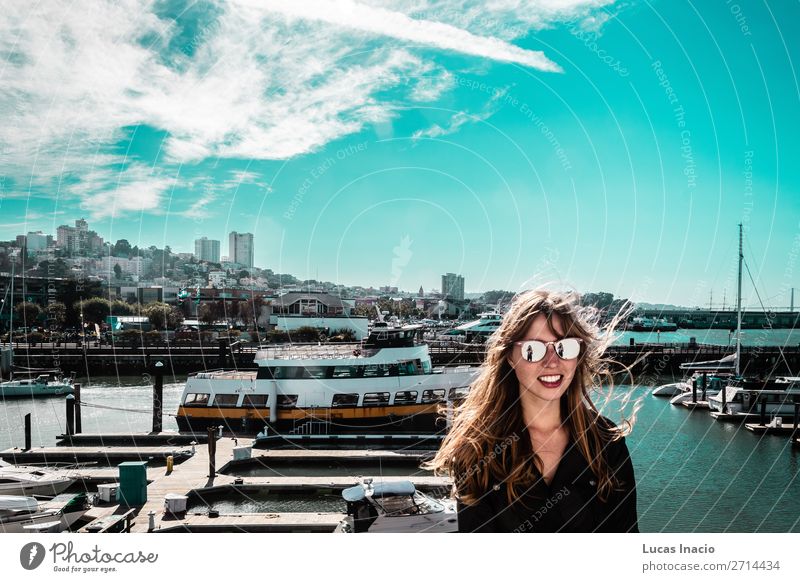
xmin=2 ymin=377 xmax=800 ymax=532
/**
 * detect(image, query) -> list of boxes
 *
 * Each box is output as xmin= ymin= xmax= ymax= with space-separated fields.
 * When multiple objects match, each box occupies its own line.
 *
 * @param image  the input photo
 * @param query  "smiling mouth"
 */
xmin=538 ymin=374 xmax=563 ymax=387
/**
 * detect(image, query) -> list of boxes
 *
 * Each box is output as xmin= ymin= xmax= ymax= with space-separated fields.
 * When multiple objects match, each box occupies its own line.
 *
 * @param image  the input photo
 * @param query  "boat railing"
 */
xmin=255 ymin=342 xmax=384 ymax=361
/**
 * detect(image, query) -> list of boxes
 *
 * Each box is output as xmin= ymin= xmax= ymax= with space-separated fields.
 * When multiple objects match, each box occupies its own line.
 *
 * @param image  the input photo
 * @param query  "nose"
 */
xmin=541 ymin=343 xmax=560 ymax=366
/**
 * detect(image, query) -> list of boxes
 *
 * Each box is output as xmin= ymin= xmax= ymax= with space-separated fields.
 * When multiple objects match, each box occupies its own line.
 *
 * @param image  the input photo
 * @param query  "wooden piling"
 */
xmin=207 ymin=426 xmax=216 ymax=477
xmin=24 ymin=413 xmax=31 ymax=451
xmin=66 ymin=394 xmax=75 ymax=437
xmin=74 ymin=383 xmax=82 ymax=434
xmin=760 ymin=397 xmax=767 ymax=425
xmin=152 ymin=362 xmax=164 ymax=433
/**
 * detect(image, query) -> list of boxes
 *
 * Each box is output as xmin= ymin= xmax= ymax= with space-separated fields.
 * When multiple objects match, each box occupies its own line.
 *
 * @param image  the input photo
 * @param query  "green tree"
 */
xmin=113 ymin=263 xmax=122 ymax=280
xmin=143 ymin=302 xmax=184 ymax=330
xmin=45 ymin=302 xmax=66 ymax=327
xmin=112 ymin=239 xmax=131 ymax=258
xmin=198 ymin=302 xmax=220 ymax=325
xmin=76 ymin=297 xmax=111 ymax=324
xmin=15 ymin=301 xmax=42 ymax=327
xmin=110 ymin=300 xmax=135 ymax=316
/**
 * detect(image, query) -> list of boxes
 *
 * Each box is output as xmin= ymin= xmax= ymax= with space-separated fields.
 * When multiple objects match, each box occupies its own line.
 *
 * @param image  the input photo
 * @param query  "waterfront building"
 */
xmin=272 ymin=291 xmax=350 ymax=316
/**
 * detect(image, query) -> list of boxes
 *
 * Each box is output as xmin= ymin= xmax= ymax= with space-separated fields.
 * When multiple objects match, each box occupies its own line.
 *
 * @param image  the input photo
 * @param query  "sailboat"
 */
xmin=708 ymin=225 xmax=800 ymax=417
xmin=657 ymin=225 xmax=745 ymax=404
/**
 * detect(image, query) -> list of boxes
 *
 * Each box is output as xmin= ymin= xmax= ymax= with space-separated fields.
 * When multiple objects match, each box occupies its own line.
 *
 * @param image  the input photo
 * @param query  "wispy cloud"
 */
xmin=412 ymin=86 xmax=511 ymax=140
xmin=250 ymin=0 xmax=562 ymax=71
xmin=0 ymin=0 xmax=618 ymax=217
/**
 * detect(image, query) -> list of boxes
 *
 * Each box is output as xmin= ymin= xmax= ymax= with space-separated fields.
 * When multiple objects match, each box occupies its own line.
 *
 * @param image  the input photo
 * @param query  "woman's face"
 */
xmin=507 ymin=313 xmax=579 ymax=408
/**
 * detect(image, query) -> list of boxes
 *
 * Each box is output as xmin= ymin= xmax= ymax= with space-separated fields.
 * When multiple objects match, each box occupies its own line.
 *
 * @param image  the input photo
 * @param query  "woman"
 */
xmin=427 ymin=289 xmax=638 ymax=532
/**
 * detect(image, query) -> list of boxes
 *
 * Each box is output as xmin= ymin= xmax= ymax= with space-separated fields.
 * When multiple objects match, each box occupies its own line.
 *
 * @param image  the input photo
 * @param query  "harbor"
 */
xmin=2 ymin=374 xmax=800 ymax=532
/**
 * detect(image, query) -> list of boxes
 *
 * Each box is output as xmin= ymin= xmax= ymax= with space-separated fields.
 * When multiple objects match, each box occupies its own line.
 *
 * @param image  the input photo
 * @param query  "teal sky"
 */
xmin=1 ymin=1 xmax=798 ymax=307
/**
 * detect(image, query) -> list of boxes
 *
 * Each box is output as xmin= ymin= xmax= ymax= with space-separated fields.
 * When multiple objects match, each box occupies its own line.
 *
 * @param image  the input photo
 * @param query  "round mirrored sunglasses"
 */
xmin=512 ymin=338 xmax=583 ymax=363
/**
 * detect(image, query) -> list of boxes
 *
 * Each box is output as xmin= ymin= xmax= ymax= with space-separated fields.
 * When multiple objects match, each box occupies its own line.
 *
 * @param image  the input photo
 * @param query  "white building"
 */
xmin=208 ymin=270 xmax=226 ymax=288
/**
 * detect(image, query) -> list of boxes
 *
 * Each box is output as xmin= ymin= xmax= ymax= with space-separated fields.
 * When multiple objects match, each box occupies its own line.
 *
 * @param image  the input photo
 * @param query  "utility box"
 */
xmin=117 ymin=461 xmax=148 ymax=506
xmin=97 ymin=483 xmax=118 ymax=503
xmin=164 ymin=493 xmax=188 ymax=514
xmin=233 ymin=446 xmax=252 ymax=461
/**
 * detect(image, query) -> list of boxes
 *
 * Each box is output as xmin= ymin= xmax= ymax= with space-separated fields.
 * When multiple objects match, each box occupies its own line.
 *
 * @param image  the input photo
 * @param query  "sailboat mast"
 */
xmin=736 ymin=223 xmax=743 ymax=376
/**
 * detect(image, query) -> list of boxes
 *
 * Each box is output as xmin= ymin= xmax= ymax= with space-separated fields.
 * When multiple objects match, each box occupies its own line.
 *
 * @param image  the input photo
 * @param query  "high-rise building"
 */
xmin=57 ymin=219 xmax=92 ymax=255
xmin=441 ymin=272 xmax=465 ymax=301
xmin=194 ymin=237 xmax=220 ymax=263
xmin=229 ymin=231 xmax=254 ymax=268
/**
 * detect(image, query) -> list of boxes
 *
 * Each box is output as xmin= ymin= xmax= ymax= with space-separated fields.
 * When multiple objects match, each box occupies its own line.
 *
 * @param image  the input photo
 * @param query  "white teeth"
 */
xmin=538 ymin=375 xmax=562 ymax=383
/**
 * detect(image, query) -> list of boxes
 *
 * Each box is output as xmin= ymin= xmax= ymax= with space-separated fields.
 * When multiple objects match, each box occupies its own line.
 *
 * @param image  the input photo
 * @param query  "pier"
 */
xmin=5 ymin=339 xmax=799 ymax=375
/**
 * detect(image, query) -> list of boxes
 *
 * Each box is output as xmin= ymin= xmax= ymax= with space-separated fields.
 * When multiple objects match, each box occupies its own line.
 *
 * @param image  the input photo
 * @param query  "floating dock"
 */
xmin=8 ymin=432 xmax=455 ymax=533
xmin=744 ymin=423 xmax=800 ymax=436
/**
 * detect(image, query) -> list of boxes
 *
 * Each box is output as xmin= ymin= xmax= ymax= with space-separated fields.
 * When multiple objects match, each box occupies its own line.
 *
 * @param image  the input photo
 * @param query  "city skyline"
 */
xmin=1 ymin=2 xmax=798 ymax=305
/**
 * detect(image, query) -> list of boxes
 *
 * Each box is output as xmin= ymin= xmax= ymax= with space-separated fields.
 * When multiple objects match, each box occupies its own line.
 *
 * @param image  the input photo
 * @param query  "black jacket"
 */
xmin=457 ymin=426 xmax=638 ymax=533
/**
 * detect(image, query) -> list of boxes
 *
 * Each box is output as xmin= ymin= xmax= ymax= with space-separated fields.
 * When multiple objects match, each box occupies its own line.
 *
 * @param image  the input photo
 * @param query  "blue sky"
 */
xmin=1 ymin=0 xmax=798 ymax=307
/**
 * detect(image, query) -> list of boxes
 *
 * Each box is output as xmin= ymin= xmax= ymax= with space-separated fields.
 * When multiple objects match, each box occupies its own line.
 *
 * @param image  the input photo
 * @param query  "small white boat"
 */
xmin=0 ymin=373 xmax=74 ymax=398
xmin=338 ymin=479 xmax=457 ymax=533
xmin=0 ymin=493 xmax=89 ymax=533
xmin=652 ymin=380 xmax=690 ymax=397
xmin=708 ymin=378 xmax=800 ymax=417
xmin=0 ymin=461 xmax=74 ymax=496
xmin=652 ymin=354 xmax=737 ymax=397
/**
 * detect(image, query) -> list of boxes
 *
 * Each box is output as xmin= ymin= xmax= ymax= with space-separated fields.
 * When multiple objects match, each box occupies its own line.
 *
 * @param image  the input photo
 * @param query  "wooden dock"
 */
xmin=0 ymin=446 xmax=193 ymax=465
xmin=680 ymin=400 xmax=710 ymax=410
xmin=154 ymin=512 xmax=344 ymax=533
xmin=744 ymin=423 xmax=800 ymax=436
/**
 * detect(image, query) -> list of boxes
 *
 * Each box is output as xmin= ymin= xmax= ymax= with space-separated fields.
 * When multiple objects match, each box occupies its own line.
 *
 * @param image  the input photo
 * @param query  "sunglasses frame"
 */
xmin=512 ymin=338 xmax=584 ymax=363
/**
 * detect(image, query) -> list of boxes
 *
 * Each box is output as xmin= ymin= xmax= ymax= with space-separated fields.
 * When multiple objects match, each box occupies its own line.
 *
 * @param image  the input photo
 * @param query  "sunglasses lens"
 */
xmin=556 ymin=338 xmax=581 ymax=359
xmin=520 ymin=341 xmax=546 ymax=362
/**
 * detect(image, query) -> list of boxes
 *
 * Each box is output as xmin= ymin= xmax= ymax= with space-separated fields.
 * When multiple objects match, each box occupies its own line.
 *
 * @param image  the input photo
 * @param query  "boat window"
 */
xmin=184 ymin=393 xmax=210 ymax=406
xmin=398 ymin=361 xmax=418 ymax=376
xmin=277 ymin=395 xmax=298 ymax=409
xmin=213 ymin=394 xmax=239 ymax=407
xmin=362 ymin=365 xmax=390 ymax=378
xmin=300 ymin=366 xmax=327 ymax=380
xmin=332 ymin=393 xmax=359 ymax=407
xmin=332 ymin=366 xmax=358 ymax=378
xmin=422 ymin=360 xmax=432 ymax=374
xmin=422 ymin=389 xmax=445 ymax=403
xmin=448 ymin=387 xmax=470 ymax=400
xmin=393 ymin=390 xmax=418 ymax=405
xmin=256 ymin=367 xmax=275 ymax=380
xmin=363 ymin=392 xmax=390 ymax=406
xmin=242 ymin=394 xmax=268 ymax=407
xmin=271 ymin=367 xmax=295 ymax=380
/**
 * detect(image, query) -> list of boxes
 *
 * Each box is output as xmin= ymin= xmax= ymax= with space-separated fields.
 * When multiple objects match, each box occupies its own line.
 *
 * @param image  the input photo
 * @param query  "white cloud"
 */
xmin=249 ymin=0 xmax=562 ymax=71
xmin=412 ymin=86 xmax=511 ymax=139
xmin=0 ymin=0 xmax=619 ymax=217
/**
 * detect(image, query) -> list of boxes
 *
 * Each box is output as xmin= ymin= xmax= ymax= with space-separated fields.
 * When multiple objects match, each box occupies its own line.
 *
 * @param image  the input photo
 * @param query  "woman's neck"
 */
xmin=520 ymin=393 xmax=564 ymax=433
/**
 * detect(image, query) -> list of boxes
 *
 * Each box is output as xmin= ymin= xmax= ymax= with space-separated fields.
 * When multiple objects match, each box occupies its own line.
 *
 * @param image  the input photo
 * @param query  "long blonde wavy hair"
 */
xmin=426 ymin=288 xmax=632 ymax=505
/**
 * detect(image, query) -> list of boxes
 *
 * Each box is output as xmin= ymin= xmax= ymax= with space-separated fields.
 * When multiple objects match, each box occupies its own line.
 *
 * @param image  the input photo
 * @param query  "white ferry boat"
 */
xmin=176 ymin=324 xmax=477 ymax=435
